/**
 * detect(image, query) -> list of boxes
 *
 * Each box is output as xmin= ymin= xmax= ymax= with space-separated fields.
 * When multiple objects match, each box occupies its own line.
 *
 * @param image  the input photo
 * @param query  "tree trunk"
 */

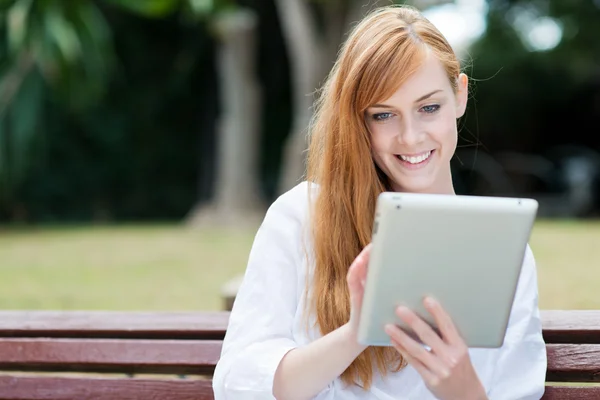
xmin=274 ymin=0 xmax=324 ymax=195
xmin=186 ymin=9 xmax=265 ymax=228
xmin=275 ymin=0 xmax=378 ymax=196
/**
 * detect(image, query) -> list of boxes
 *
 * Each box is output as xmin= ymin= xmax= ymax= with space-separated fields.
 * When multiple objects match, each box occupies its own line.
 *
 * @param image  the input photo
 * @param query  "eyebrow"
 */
xmin=369 ymin=89 xmax=443 ymax=109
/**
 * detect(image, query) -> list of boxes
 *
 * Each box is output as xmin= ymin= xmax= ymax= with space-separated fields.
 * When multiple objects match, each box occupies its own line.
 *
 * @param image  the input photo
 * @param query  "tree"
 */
xmin=0 ymin=0 xmax=117 ymax=215
xmin=0 ymin=0 xmax=245 ymax=222
xmin=455 ymin=0 xmax=600 ymax=213
xmin=185 ymin=7 xmax=267 ymax=228
xmin=0 ymin=0 xmax=456 ymax=224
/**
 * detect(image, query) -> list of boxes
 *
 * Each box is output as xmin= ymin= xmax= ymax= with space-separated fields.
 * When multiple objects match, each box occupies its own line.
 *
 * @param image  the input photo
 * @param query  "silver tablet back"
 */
xmin=357 ymin=192 xmax=538 ymax=348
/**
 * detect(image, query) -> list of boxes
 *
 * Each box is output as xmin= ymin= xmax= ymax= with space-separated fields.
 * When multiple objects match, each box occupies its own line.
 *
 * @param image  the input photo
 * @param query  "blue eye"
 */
xmin=421 ymin=104 xmax=440 ymax=114
xmin=372 ymin=112 xmax=393 ymax=121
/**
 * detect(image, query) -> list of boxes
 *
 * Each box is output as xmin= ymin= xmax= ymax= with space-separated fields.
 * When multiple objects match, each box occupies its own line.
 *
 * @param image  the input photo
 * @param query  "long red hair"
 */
xmin=305 ymin=5 xmax=461 ymax=389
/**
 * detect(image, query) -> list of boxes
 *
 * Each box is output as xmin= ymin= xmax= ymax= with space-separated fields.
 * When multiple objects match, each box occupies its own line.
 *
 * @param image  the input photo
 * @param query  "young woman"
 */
xmin=213 ymin=5 xmax=546 ymax=400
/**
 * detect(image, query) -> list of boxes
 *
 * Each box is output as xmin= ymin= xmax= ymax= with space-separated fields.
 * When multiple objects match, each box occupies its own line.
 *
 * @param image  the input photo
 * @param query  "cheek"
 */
xmin=429 ymin=113 xmax=458 ymax=146
xmin=368 ymin=121 xmax=399 ymax=153
xmin=368 ymin=126 xmax=392 ymax=173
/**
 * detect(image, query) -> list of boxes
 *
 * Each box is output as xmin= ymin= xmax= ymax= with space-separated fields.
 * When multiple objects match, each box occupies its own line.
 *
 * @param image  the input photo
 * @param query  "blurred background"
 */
xmin=0 ymin=0 xmax=598 ymax=312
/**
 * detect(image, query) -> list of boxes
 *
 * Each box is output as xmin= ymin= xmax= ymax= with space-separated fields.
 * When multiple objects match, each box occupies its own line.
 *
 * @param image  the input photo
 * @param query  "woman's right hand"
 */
xmin=273 ymin=243 xmax=374 ymax=400
xmin=346 ymin=243 xmax=373 ymax=341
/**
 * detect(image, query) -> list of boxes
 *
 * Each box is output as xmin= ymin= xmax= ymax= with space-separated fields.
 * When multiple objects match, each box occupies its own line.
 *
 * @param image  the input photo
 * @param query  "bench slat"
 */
xmin=542 ymin=311 xmax=600 ymax=344
xmin=1 ymin=377 xmax=598 ymax=400
xmin=0 ymin=312 xmax=228 ymax=340
xmin=547 ymin=344 xmax=600 ymax=382
xmin=0 ymin=375 xmax=214 ymax=400
xmin=0 ymin=375 xmax=600 ymax=400
xmin=542 ymin=385 xmax=600 ymax=399
xmin=1 ymin=310 xmax=599 ymax=343
xmin=0 ymin=339 xmax=222 ymax=375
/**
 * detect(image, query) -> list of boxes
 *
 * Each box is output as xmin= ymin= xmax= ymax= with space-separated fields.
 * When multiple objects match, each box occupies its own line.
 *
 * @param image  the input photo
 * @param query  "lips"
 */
xmin=395 ymin=150 xmax=433 ymax=165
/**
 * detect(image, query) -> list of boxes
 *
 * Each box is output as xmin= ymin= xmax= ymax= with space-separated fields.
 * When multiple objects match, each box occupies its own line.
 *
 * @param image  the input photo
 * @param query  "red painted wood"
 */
xmin=546 ymin=344 xmax=600 ymax=382
xmin=3 ymin=378 xmax=600 ymax=400
xmin=542 ymin=385 xmax=600 ymax=399
xmin=0 ymin=339 xmax=222 ymax=375
xmin=0 ymin=375 xmax=214 ymax=400
xmin=1 ymin=310 xmax=600 ymax=399
xmin=541 ymin=311 xmax=600 ymax=344
xmin=1 ymin=310 xmax=598 ymax=342
xmin=0 ymin=312 xmax=229 ymax=340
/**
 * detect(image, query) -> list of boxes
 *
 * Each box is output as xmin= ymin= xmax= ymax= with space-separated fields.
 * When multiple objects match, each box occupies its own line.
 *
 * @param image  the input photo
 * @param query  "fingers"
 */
xmin=347 ymin=243 xmax=372 ymax=289
xmin=385 ymin=324 xmax=449 ymax=379
xmin=347 ymin=244 xmax=373 ymax=316
xmin=391 ymin=333 xmax=474 ymax=393
xmin=348 ymin=243 xmax=372 ymax=271
xmin=387 ymin=301 xmax=475 ymax=394
xmin=395 ymin=306 xmax=446 ymax=353
xmin=423 ymin=297 xmax=461 ymax=345
xmin=389 ymin=337 xmax=437 ymax=383
xmin=356 ymin=242 xmax=373 ymax=266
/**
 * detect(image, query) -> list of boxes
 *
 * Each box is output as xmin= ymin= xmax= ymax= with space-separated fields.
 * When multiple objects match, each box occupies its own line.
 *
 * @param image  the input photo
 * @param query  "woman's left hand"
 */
xmin=384 ymin=297 xmax=488 ymax=400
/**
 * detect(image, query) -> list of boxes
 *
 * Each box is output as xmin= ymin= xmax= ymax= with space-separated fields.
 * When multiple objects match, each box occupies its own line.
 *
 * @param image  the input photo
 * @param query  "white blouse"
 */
xmin=212 ymin=181 xmax=547 ymax=400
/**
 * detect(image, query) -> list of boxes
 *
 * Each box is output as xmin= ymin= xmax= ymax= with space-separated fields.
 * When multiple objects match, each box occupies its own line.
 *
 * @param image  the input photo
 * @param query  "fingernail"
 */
xmin=424 ymin=297 xmax=436 ymax=307
xmin=384 ymin=324 xmax=395 ymax=334
xmin=396 ymin=306 xmax=409 ymax=316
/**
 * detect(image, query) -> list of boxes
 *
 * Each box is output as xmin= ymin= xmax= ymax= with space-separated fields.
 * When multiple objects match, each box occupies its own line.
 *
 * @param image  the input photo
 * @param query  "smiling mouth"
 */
xmin=395 ymin=150 xmax=434 ymax=165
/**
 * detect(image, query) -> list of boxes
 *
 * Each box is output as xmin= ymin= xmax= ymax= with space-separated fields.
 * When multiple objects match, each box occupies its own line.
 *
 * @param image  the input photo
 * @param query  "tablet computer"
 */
xmin=357 ymin=192 xmax=538 ymax=348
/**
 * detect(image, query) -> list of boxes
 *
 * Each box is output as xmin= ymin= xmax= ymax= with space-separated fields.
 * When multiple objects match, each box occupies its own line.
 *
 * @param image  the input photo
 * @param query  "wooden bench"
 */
xmin=0 ymin=311 xmax=227 ymax=400
xmin=0 ymin=310 xmax=599 ymax=399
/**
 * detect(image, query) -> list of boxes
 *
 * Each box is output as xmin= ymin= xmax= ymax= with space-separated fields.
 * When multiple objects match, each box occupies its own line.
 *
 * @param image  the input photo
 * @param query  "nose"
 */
xmin=398 ymin=117 xmax=424 ymax=147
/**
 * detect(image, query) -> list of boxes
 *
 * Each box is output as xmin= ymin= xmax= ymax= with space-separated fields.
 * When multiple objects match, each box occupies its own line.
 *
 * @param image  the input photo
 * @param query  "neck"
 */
xmin=433 ymin=166 xmax=456 ymax=195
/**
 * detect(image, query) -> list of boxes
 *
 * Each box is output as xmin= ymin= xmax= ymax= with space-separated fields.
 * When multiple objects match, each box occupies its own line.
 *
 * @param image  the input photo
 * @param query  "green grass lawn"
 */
xmin=529 ymin=219 xmax=600 ymax=309
xmin=0 ymin=225 xmax=255 ymax=311
xmin=0 ymin=219 xmax=598 ymax=311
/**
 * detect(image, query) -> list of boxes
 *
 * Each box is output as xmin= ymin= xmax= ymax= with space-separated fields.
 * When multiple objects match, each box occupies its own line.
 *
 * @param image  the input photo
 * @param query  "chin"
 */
xmin=386 ymin=172 xmax=434 ymax=192
xmin=382 ymin=157 xmax=451 ymax=194
xmin=394 ymin=180 xmax=437 ymax=194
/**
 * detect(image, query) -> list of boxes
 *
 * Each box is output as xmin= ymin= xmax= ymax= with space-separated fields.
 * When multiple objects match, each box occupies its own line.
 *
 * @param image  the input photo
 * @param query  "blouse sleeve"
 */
xmin=487 ymin=245 xmax=547 ymax=399
xmin=212 ymin=184 xmax=330 ymax=399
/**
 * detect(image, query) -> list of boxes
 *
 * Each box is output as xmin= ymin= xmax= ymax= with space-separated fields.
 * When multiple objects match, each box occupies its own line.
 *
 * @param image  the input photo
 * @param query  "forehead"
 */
xmin=380 ymin=52 xmax=452 ymax=104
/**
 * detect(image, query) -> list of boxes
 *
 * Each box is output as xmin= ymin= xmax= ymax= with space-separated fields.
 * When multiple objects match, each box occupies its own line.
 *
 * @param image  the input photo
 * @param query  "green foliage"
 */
xmin=1 ymin=0 xmax=115 ymax=108
xmin=0 ymin=0 xmax=116 ymax=205
xmin=8 ymin=10 xmax=218 ymax=222
xmin=464 ymin=0 xmax=600 ymax=154
xmin=103 ymin=0 xmax=181 ymax=18
xmin=101 ymin=0 xmax=235 ymax=18
xmin=1 ymin=0 xmax=598 ymax=221
xmin=0 ymin=0 xmax=233 ymax=211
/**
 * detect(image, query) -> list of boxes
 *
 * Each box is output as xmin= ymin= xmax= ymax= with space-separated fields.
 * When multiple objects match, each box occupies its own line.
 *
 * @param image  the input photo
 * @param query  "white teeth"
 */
xmin=399 ymin=151 xmax=432 ymax=164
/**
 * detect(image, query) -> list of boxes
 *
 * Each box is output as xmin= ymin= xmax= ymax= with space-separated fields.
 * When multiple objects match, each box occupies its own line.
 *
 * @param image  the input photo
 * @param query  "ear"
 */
xmin=455 ymin=73 xmax=469 ymax=118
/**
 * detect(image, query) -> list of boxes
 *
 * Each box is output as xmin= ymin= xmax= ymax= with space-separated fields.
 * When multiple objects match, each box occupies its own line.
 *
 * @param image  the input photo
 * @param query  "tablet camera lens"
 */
xmin=396 ymin=205 xmax=401 ymax=210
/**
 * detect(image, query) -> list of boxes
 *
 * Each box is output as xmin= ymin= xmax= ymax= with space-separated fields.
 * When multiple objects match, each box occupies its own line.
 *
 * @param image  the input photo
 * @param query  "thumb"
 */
xmin=348 ymin=244 xmax=372 ymax=299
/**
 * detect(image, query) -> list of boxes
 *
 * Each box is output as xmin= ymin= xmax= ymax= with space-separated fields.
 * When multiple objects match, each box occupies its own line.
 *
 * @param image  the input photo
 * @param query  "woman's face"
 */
xmin=365 ymin=52 xmax=468 ymax=194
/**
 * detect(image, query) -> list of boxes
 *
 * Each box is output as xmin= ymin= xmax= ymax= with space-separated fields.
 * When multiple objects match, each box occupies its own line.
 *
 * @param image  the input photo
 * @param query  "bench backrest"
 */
xmin=541 ymin=310 xmax=600 ymax=399
xmin=0 ymin=311 xmax=227 ymax=400
xmin=0 ymin=310 xmax=599 ymax=399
